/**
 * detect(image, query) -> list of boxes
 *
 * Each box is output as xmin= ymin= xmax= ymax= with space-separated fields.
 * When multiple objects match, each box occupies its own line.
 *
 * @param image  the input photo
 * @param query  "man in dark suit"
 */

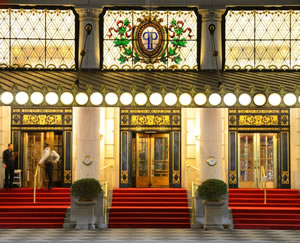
xmin=2 ymin=143 xmax=16 ymax=189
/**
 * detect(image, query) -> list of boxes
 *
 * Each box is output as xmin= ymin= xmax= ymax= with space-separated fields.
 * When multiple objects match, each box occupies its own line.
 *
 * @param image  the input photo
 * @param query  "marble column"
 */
xmin=199 ymin=108 xmax=224 ymax=181
xmin=290 ymin=108 xmax=300 ymax=190
xmin=76 ymin=8 xmax=102 ymax=69
xmin=199 ymin=9 xmax=225 ymax=70
xmin=72 ymin=107 xmax=101 ymax=181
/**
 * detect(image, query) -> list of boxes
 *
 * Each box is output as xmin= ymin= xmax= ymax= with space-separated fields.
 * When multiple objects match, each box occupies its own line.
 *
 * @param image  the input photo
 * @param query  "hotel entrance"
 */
xmin=135 ymin=133 xmax=169 ymax=188
xmin=238 ymin=133 xmax=278 ymax=188
xmin=22 ymin=132 xmax=63 ymax=187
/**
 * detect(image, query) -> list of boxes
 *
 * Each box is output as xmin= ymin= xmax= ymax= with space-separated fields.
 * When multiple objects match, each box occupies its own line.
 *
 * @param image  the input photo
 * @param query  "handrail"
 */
xmin=101 ymin=181 xmax=110 ymax=224
xmin=100 ymin=164 xmax=113 ymax=171
xmin=261 ymin=165 xmax=267 ymax=204
xmin=191 ymin=181 xmax=200 ymax=224
xmin=33 ymin=165 xmax=39 ymax=203
xmin=186 ymin=164 xmax=200 ymax=172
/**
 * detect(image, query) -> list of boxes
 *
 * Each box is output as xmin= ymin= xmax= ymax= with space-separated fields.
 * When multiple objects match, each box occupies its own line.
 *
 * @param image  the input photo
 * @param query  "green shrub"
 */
xmin=71 ymin=178 xmax=102 ymax=201
xmin=197 ymin=179 xmax=227 ymax=201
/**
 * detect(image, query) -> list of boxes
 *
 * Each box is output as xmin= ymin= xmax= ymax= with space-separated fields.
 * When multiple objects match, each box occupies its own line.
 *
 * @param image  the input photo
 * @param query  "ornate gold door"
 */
xmin=238 ymin=133 xmax=278 ymax=188
xmin=136 ymin=133 xmax=169 ymax=187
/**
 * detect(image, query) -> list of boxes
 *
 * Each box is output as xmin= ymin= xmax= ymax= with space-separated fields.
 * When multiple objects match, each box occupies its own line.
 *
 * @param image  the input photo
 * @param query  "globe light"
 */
xmin=75 ymin=92 xmax=88 ymax=105
xmin=45 ymin=92 xmax=59 ymax=105
xmin=150 ymin=92 xmax=163 ymax=106
xmin=60 ymin=92 xmax=74 ymax=105
xmin=164 ymin=93 xmax=177 ymax=106
xmin=209 ymin=93 xmax=221 ymax=106
xmin=224 ymin=93 xmax=237 ymax=106
xmin=179 ymin=93 xmax=192 ymax=106
xmin=239 ymin=93 xmax=251 ymax=106
xmin=253 ymin=94 xmax=266 ymax=106
xmin=194 ymin=93 xmax=207 ymax=106
xmin=90 ymin=92 xmax=103 ymax=105
xmin=15 ymin=91 xmax=29 ymax=105
xmin=30 ymin=92 xmax=44 ymax=105
xmin=1 ymin=91 xmax=13 ymax=105
xmin=105 ymin=92 xmax=118 ymax=105
xmin=283 ymin=93 xmax=297 ymax=106
xmin=120 ymin=92 xmax=133 ymax=106
xmin=268 ymin=93 xmax=281 ymax=106
xmin=135 ymin=93 xmax=147 ymax=106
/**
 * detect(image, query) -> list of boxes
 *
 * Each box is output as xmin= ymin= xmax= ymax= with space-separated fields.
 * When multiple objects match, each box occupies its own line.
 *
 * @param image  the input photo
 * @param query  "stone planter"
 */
xmin=74 ymin=200 xmax=96 ymax=230
xmin=203 ymin=200 xmax=225 ymax=230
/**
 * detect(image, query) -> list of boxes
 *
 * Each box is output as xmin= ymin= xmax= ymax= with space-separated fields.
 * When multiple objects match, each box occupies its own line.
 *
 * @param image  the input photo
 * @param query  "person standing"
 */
xmin=2 ymin=143 xmax=16 ymax=189
xmin=38 ymin=143 xmax=60 ymax=190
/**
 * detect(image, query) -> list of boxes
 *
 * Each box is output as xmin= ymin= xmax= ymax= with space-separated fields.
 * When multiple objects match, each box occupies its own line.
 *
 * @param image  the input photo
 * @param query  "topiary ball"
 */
xmin=71 ymin=178 xmax=102 ymax=201
xmin=197 ymin=179 xmax=227 ymax=201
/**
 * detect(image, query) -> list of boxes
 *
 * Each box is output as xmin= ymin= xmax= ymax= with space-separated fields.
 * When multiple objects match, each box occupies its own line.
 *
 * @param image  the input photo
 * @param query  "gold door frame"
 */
xmin=136 ymin=133 xmax=170 ymax=188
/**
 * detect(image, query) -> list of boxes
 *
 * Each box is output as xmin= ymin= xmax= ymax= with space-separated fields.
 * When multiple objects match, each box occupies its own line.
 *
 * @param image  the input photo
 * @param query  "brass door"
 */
xmin=136 ymin=133 xmax=169 ymax=188
xmin=238 ymin=133 xmax=278 ymax=188
xmin=23 ymin=132 xmax=63 ymax=187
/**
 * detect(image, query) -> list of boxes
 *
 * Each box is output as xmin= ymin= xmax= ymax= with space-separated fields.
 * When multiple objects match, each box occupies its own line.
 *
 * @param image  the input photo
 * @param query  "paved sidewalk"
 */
xmin=0 ymin=228 xmax=299 ymax=243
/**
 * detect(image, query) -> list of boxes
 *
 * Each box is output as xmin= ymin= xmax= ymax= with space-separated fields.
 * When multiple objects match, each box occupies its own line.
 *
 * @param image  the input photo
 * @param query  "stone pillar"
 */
xmin=0 ymin=106 xmax=11 ymax=189
xmin=290 ymin=108 xmax=300 ymax=190
xmin=76 ymin=8 xmax=102 ymax=69
xmin=199 ymin=108 xmax=225 ymax=181
xmin=199 ymin=9 xmax=225 ymax=70
xmin=72 ymin=107 xmax=101 ymax=181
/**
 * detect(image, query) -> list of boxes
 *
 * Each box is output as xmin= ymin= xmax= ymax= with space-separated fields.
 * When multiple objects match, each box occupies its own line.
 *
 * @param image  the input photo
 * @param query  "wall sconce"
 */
xmin=194 ymin=128 xmax=200 ymax=141
xmin=99 ymin=134 xmax=104 ymax=140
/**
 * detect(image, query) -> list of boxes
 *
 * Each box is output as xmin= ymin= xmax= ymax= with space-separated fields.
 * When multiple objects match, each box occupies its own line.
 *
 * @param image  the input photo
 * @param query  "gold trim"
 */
xmin=281 ymin=171 xmax=289 ymax=184
xmin=121 ymin=171 xmax=128 ymax=184
xmin=229 ymin=171 xmax=237 ymax=184
xmin=64 ymin=171 xmax=72 ymax=184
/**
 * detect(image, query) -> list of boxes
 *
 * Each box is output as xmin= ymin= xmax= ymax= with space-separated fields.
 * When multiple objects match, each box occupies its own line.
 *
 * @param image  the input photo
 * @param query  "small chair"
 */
xmin=13 ymin=169 xmax=22 ymax=188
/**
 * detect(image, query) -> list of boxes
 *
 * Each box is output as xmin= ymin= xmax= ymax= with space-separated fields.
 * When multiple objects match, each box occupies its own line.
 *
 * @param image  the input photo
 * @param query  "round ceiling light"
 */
xmin=135 ymin=93 xmax=147 ymax=106
xmin=179 ymin=93 xmax=192 ymax=106
xmin=253 ymin=93 xmax=266 ymax=106
xmin=120 ymin=92 xmax=133 ymax=106
xmin=30 ymin=92 xmax=44 ymax=105
xmin=283 ymin=93 xmax=297 ymax=106
xmin=105 ymin=92 xmax=118 ymax=105
xmin=164 ymin=93 xmax=177 ymax=106
xmin=194 ymin=93 xmax=207 ymax=106
xmin=15 ymin=91 xmax=29 ymax=105
xmin=60 ymin=92 xmax=74 ymax=105
xmin=224 ymin=93 xmax=237 ymax=106
xmin=75 ymin=92 xmax=88 ymax=105
xmin=0 ymin=91 xmax=13 ymax=105
xmin=209 ymin=93 xmax=221 ymax=106
xmin=239 ymin=93 xmax=251 ymax=106
xmin=268 ymin=93 xmax=281 ymax=106
xmin=45 ymin=92 xmax=59 ymax=105
xmin=90 ymin=92 xmax=103 ymax=105
xmin=150 ymin=92 xmax=163 ymax=106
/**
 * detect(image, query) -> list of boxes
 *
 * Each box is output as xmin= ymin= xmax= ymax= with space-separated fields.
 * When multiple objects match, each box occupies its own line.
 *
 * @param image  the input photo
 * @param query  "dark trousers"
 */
xmin=45 ymin=163 xmax=53 ymax=189
xmin=5 ymin=165 xmax=14 ymax=188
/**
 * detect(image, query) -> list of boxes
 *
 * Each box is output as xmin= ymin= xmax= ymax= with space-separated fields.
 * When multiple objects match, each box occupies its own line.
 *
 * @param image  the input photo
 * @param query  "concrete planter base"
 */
xmin=74 ymin=200 xmax=96 ymax=230
xmin=203 ymin=200 xmax=225 ymax=230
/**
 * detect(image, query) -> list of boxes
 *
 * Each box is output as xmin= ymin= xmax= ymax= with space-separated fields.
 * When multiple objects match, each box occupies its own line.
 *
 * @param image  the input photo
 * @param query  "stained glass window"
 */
xmin=225 ymin=10 xmax=300 ymax=70
xmin=103 ymin=10 xmax=198 ymax=70
xmin=0 ymin=8 xmax=76 ymax=69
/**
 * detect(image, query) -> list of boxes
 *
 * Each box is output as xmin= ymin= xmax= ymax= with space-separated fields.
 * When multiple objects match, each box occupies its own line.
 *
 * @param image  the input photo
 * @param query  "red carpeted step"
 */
xmin=0 ymin=187 xmax=70 ymax=228
xmin=109 ymin=188 xmax=190 ymax=228
xmin=229 ymin=188 xmax=300 ymax=230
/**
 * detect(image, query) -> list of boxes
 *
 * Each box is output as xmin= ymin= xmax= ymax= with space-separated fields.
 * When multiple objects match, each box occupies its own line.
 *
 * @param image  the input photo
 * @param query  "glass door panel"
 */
xmin=151 ymin=134 xmax=169 ymax=187
xmin=238 ymin=133 xmax=277 ymax=188
xmin=136 ymin=134 xmax=150 ymax=187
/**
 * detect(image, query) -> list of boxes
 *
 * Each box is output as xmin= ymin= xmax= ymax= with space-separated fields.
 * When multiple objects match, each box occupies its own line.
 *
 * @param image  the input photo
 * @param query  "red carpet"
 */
xmin=109 ymin=188 xmax=190 ymax=228
xmin=229 ymin=189 xmax=300 ymax=230
xmin=0 ymin=187 xmax=70 ymax=228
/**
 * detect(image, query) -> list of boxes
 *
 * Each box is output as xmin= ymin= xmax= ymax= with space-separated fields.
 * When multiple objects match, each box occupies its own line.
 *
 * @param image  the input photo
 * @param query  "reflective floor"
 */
xmin=0 ymin=229 xmax=299 ymax=243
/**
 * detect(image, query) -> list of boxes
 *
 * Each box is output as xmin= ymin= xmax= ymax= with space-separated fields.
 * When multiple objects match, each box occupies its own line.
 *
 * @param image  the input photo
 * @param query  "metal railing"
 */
xmin=191 ymin=180 xmax=200 ymax=224
xmin=33 ymin=165 xmax=39 ymax=203
xmin=101 ymin=181 xmax=110 ymax=224
xmin=261 ymin=165 xmax=267 ymax=204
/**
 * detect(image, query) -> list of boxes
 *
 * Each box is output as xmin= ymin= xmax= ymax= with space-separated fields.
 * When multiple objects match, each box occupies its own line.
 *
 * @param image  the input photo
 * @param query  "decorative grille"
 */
xmin=102 ymin=10 xmax=198 ymax=70
xmin=225 ymin=10 xmax=300 ymax=70
xmin=0 ymin=8 xmax=76 ymax=69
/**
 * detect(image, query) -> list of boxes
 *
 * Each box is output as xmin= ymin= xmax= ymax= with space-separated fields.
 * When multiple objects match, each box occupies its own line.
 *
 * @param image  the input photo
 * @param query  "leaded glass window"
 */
xmin=225 ymin=10 xmax=300 ymax=70
xmin=102 ymin=10 xmax=198 ymax=70
xmin=0 ymin=8 xmax=76 ymax=69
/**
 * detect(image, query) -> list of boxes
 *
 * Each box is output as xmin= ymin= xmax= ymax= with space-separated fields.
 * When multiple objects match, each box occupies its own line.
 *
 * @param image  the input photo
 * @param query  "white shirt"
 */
xmin=39 ymin=147 xmax=60 ymax=165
